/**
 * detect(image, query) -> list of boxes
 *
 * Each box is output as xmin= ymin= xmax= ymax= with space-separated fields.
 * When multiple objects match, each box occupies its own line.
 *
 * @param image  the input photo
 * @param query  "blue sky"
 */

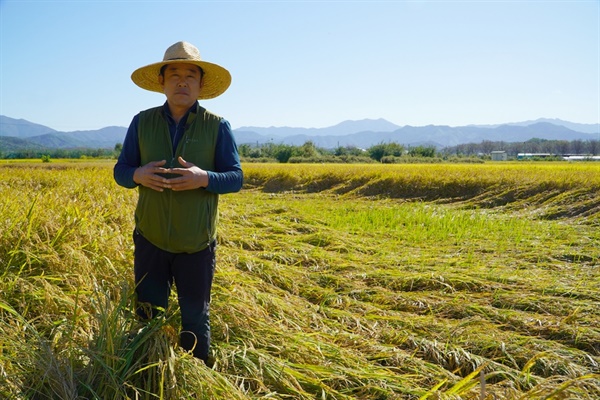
xmin=1 ymin=0 xmax=598 ymax=131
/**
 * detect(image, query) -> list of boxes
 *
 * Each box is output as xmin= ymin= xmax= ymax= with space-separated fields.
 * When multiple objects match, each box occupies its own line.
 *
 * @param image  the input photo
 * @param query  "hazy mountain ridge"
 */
xmin=0 ymin=136 xmax=47 ymax=152
xmin=1 ymin=115 xmax=598 ymax=151
xmin=234 ymin=121 xmax=597 ymax=149
xmin=27 ymin=127 xmax=127 ymax=149
xmin=0 ymin=116 xmax=57 ymax=138
xmin=0 ymin=116 xmax=127 ymax=149
xmin=238 ymin=118 xmax=401 ymax=137
xmin=470 ymin=118 xmax=600 ymax=134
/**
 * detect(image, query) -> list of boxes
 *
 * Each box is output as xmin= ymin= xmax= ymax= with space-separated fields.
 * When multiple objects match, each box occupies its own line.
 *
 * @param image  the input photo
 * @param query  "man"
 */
xmin=114 ymin=41 xmax=243 ymax=365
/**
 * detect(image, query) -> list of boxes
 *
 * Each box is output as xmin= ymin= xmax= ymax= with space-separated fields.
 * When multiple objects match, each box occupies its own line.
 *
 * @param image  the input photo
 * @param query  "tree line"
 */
xmin=237 ymin=141 xmax=440 ymax=164
xmin=1 ymin=147 xmax=118 ymax=160
xmin=3 ymin=137 xmax=599 ymax=162
xmin=442 ymin=138 xmax=600 ymax=157
xmin=239 ymin=137 xmax=600 ymax=163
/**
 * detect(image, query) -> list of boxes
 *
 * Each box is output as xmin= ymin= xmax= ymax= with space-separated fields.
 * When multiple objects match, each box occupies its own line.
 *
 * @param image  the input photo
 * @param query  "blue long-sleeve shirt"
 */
xmin=114 ymin=102 xmax=243 ymax=194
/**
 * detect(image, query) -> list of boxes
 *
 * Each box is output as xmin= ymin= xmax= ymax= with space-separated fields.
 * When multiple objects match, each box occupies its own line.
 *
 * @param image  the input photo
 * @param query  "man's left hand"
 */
xmin=166 ymin=156 xmax=209 ymax=190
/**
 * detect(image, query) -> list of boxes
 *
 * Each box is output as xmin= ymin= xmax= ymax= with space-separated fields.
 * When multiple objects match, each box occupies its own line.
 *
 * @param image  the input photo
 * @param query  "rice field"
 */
xmin=0 ymin=161 xmax=599 ymax=399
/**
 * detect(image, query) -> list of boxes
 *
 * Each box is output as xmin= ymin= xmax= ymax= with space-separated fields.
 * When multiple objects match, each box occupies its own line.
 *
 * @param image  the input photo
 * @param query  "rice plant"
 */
xmin=1 ymin=161 xmax=599 ymax=399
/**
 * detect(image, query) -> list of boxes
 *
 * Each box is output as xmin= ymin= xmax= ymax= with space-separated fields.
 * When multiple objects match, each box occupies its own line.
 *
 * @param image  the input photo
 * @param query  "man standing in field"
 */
xmin=114 ymin=41 xmax=243 ymax=365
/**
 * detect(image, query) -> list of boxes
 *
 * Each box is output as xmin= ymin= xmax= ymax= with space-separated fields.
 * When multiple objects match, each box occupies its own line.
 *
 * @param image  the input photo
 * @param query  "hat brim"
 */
xmin=131 ymin=60 xmax=231 ymax=99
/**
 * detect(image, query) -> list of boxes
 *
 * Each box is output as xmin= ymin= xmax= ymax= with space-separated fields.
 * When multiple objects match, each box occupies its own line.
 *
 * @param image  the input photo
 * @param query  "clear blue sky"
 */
xmin=1 ymin=0 xmax=598 ymax=131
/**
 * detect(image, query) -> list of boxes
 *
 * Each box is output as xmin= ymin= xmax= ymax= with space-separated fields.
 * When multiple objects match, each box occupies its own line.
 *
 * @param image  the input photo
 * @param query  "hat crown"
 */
xmin=163 ymin=41 xmax=201 ymax=62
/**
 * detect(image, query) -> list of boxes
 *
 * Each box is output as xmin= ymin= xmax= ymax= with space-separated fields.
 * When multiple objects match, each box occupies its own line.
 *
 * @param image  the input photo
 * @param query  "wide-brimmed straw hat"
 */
xmin=131 ymin=41 xmax=231 ymax=99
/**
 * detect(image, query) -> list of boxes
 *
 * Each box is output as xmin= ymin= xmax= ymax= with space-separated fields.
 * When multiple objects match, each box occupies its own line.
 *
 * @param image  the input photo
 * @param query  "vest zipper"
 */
xmin=167 ymin=122 xmax=177 ymax=250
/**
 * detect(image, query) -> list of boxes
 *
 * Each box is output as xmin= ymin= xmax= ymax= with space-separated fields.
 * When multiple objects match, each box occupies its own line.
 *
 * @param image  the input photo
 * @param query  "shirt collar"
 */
xmin=162 ymin=101 xmax=198 ymax=125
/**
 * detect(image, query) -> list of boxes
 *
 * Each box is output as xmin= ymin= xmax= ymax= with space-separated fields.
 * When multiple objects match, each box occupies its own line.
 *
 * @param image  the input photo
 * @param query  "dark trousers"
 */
xmin=133 ymin=230 xmax=216 ymax=362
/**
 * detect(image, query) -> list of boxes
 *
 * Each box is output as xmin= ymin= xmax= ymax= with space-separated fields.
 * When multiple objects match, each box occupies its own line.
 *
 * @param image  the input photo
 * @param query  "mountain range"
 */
xmin=1 ymin=115 xmax=598 ymax=152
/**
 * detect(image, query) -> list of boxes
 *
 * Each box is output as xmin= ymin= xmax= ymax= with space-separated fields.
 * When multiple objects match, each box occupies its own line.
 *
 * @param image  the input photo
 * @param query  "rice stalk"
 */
xmin=2 ymin=162 xmax=600 ymax=399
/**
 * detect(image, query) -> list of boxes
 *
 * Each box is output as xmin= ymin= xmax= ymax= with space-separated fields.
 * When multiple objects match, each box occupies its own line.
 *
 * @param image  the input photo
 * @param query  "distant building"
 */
xmin=563 ymin=155 xmax=600 ymax=161
xmin=517 ymin=153 xmax=554 ymax=160
xmin=491 ymin=151 xmax=507 ymax=161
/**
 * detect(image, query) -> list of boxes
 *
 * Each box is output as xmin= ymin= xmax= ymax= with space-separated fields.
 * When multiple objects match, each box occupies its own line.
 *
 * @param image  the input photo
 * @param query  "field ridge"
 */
xmin=243 ymin=163 xmax=600 ymax=221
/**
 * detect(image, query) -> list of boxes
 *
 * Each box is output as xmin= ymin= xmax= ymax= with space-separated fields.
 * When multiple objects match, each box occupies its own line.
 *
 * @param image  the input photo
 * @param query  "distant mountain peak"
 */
xmin=237 ymin=118 xmax=401 ymax=138
xmin=329 ymin=118 xmax=400 ymax=133
xmin=1 ymin=115 xmax=56 ymax=138
xmin=471 ymin=118 xmax=599 ymax=134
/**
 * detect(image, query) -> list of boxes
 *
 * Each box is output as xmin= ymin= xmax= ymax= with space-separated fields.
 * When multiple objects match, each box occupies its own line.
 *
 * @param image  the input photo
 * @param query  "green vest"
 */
xmin=136 ymin=105 xmax=221 ymax=253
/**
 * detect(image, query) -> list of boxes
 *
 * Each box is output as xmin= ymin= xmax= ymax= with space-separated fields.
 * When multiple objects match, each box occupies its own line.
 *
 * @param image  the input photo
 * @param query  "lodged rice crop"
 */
xmin=0 ymin=160 xmax=598 ymax=399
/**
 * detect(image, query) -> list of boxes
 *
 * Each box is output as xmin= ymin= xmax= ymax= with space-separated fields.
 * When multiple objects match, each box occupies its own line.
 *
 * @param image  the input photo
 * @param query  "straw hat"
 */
xmin=131 ymin=41 xmax=231 ymax=99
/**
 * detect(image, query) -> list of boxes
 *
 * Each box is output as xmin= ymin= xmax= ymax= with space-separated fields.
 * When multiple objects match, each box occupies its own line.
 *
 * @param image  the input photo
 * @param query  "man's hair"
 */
xmin=159 ymin=64 xmax=205 ymax=79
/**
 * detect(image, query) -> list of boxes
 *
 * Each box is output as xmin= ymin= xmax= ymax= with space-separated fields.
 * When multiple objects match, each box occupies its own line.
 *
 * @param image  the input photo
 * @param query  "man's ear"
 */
xmin=158 ymin=74 xmax=165 ymax=89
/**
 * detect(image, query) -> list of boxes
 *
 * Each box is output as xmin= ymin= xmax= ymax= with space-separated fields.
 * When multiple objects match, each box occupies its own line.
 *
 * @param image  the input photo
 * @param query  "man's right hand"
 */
xmin=133 ymin=160 xmax=172 ymax=192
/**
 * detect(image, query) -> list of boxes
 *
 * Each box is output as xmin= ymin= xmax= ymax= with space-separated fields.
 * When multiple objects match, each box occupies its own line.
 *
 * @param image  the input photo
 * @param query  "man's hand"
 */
xmin=133 ymin=160 xmax=172 ymax=192
xmin=166 ymin=156 xmax=209 ymax=191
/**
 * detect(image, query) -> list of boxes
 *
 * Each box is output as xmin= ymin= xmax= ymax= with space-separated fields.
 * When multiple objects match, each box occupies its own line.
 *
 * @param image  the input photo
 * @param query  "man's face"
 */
xmin=159 ymin=63 xmax=203 ymax=109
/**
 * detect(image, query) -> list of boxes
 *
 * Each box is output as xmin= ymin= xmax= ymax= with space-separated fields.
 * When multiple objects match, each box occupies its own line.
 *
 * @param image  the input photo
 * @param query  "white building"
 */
xmin=491 ymin=151 xmax=507 ymax=161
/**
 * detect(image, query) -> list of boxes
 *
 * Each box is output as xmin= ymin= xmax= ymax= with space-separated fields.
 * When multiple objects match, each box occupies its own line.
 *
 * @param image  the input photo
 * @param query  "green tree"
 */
xmin=367 ymin=142 xmax=405 ymax=162
xmin=300 ymin=141 xmax=320 ymax=158
xmin=272 ymin=144 xmax=295 ymax=163
xmin=408 ymin=145 xmax=436 ymax=157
